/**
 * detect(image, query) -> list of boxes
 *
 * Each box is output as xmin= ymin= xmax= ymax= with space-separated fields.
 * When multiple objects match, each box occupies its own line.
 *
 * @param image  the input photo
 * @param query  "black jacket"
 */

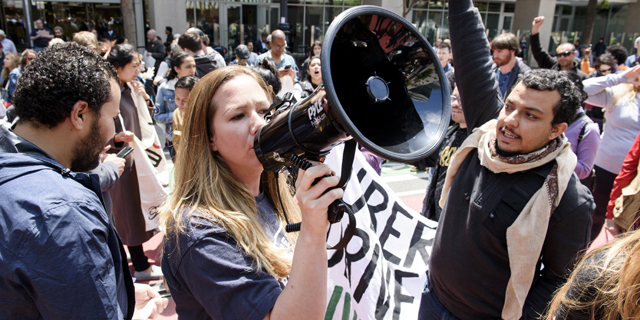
xmin=102 ymin=30 xmax=120 ymax=41
xmin=146 ymin=39 xmax=166 ymax=77
xmin=255 ymin=38 xmax=269 ymax=54
xmin=530 ymin=33 xmax=587 ymax=81
xmin=426 ymin=1 xmax=595 ymax=319
xmin=194 ymin=53 xmax=222 ymax=78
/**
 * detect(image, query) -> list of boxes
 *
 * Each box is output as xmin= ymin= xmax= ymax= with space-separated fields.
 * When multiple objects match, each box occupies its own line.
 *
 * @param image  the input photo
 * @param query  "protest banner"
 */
xmin=324 ymin=144 xmax=438 ymax=319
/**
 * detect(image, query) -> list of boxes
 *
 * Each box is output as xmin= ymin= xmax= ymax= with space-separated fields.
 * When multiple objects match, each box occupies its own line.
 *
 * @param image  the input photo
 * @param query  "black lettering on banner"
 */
xmin=374 ymin=266 xmax=392 ymax=320
xmin=327 ymin=245 xmax=344 ymax=268
xmin=353 ymin=242 xmax=379 ymax=303
xmin=347 ymin=195 xmax=367 ymax=218
xmin=403 ymin=220 xmax=435 ymax=268
xmin=145 ymin=148 xmax=162 ymax=167
xmin=344 ymin=228 xmax=371 ymax=286
xmin=392 ymin=270 xmax=419 ymax=320
xmin=356 ymin=168 xmax=389 ymax=231
xmin=148 ymin=205 xmax=160 ymax=220
xmin=380 ymin=202 xmax=413 ymax=265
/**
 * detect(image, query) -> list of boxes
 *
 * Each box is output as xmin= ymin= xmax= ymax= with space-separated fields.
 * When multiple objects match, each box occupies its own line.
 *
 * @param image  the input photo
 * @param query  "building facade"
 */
xmin=2 ymin=0 xmax=639 ymax=64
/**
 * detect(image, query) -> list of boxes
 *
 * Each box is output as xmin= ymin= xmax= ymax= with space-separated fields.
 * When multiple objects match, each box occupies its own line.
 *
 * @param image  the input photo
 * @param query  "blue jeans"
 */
xmin=418 ymin=276 xmax=463 ymax=320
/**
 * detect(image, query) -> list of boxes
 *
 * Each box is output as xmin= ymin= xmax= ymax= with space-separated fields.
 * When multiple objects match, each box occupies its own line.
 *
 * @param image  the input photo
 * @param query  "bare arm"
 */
xmin=265 ymin=164 xmax=343 ymax=320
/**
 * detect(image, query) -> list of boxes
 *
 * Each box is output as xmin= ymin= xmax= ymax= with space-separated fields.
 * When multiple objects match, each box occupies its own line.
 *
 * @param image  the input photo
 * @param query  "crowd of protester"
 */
xmin=3 ymin=0 xmax=640 ymax=318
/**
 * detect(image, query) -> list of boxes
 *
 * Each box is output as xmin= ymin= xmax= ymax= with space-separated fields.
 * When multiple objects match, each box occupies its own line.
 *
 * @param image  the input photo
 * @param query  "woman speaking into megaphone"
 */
xmin=158 ymin=66 xmax=342 ymax=320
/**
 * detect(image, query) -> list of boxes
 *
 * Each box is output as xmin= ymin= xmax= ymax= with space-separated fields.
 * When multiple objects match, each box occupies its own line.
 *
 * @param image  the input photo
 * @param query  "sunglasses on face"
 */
xmin=556 ymin=51 xmax=573 ymax=57
xmin=600 ymin=67 xmax=612 ymax=74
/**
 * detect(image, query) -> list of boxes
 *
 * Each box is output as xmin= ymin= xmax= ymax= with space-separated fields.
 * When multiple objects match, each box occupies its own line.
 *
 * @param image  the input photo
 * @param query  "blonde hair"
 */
xmin=48 ymin=38 xmax=65 ymax=47
xmin=546 ymin=230 xmax=640 ymax=319
xmin=73 ymin=31 xmax=99 ymax=53
xmin=610 ymin=81 xmax=640 ymax=113
xmin=2 ymin=52 xmax=19 ymax=82
xmin=159 ymin=66 xmax=301 ymax=280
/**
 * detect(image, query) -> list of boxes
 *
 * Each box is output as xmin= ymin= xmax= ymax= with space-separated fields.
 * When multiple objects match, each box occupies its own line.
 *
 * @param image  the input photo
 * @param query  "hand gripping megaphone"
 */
xmin=254 ymin=5 xmax=451 ymax=249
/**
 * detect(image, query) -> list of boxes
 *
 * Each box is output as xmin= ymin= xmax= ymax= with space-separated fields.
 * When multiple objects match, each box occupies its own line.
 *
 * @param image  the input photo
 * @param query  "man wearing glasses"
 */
xmin=530 ymin=16 xmax=587 ymax=81
xmin=420 ymin=80 xmax=477 ymax=222
xmin=256 ymin=30 xmax=299 ymax=82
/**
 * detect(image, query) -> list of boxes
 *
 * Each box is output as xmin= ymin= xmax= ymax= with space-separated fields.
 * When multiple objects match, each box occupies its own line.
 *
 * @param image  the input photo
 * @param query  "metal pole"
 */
xmin=23 ymin=0 xmax=33 ymax=48
xmin=278 ymin=0 xmax=290 ymax=50
xmin=134 ymin=0 xmax=145 ymax=53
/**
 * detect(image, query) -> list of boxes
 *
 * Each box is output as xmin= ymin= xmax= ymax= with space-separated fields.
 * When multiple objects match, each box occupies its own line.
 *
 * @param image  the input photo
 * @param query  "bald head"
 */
xmin=272 ymin=30 xmax=286 ymax=41
xmin=270 ymin=29 xmax=287 ymax=59
xmin=555 ymin=42 xmax=577 ymax=70
xmin=557 ymin=43 xmax=575 ymax=52
xmin=146 ymin=29 xmax=157 ymax=42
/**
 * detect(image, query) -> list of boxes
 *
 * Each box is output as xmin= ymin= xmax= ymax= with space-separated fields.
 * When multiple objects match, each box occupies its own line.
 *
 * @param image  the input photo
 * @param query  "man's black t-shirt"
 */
xmin=424 ymin=124 xmax=468 ymax=222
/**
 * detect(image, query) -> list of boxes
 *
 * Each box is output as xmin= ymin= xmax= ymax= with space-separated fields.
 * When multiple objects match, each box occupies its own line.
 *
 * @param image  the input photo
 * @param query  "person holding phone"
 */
xmin=107 ymin=44 xmax=163 ymax=281
xmin=160 ymin=66 xmax=341 ymax=319
xmin=256 ymin=30 xmax=299 ymax=82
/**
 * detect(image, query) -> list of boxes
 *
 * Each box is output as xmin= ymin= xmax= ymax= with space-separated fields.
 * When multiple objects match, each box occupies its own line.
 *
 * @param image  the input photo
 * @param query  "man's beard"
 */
xmin=494 ymin=55 xmax=512 ymax=67
xmin=494 ymin=139 xmax=520 ymax=158
xmin=70 ymin=116 xmax=106 ymax=172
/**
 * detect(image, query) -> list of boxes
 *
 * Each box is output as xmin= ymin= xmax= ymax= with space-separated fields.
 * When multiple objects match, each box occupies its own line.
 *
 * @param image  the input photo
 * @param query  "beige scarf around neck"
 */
xmin=439 ymin=119 xmax=577 ymax=320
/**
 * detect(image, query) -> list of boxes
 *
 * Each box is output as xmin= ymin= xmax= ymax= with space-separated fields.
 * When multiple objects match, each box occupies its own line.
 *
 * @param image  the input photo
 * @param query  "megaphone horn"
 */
xmin=254 ymin=5 xmax=451 ymax=249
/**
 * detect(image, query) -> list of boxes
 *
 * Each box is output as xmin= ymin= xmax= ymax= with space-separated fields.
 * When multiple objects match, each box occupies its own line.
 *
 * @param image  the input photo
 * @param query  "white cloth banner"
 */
xmin=324 ymin=144 xmax=437 ymax=320
xmin=129 ymin=82 xmax=170 ymax=231
xmin=131 ymin=137 xmax=167 ymax=231
xmin=142 ymin=51 xmax=156 ymax=72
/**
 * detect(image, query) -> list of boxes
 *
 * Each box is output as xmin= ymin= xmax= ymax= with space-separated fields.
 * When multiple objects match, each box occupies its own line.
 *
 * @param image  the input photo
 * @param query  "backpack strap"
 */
xmin=577 ymin=116 xmax=594 ymax=144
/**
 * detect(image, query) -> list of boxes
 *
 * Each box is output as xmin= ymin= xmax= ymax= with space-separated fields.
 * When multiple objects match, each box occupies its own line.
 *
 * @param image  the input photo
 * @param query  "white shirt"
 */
xmin=584 ymin=72 xmax=640 ymax=174
xmin=1 ymin=38 xmax=17 ymax=54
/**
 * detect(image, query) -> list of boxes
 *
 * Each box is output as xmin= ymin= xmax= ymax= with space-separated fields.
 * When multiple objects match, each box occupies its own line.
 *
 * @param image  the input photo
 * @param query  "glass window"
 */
xmin=326 ymin=0 xmax=344 ymax=4
xmin=488 ymin=3 xmax=501 ymax=12
xmin=305 ymin=6 xmax=323 ymax=51
xmin=269 ymin=7 xmax=279 ymax=33
xmin=3 ymin=0 xmax=28 ymax=50
xmin=197 ymin=1 xmax=220 ymax=47
xmin=93 ymin=4 xmax=124 ymax=41
xmin=344 ymin=0 xmax=360 ymax=7
xmin=288 ymin=0 xmax=304 ymax=4
xmin=486 ymin=13 xmax=499 ymax=40
xmin=413 ymin=0 xmax=428 ymax=9
xmin=573 ymin=6 xmax=587 ymax=35
xmin=413 ymin=10 xmax=428 ymax=37
xmin=562 ymin=6 xmax=573 ymax=15
xmin=428 ymin=11 xmax=444 ymax=41
xmin=429 ymin=0 xmax=444 ymax=10
xmin=242 ymin=4 xmax=258 ymax=44
xmin=504 ymin=3 xmax=515 ymax=13
xmin=325 ymin=6 xmax=343 ymax=24
xmin=287 ymin=6 xmax=304 ymax=52
xmin=475 ymin=2 xmax=488 ymax=12
xmin=226 ymin=5 xmax=241 ymax=51
xmin=45 ymin=2 xmax=93 ymax=41
xmin=306 ymin=0 xmax=324 ymax=4
xmin=502 ymin=16 xmax=512 ymax=32
xmin=186 ymin=1 xmax=195 ymax=28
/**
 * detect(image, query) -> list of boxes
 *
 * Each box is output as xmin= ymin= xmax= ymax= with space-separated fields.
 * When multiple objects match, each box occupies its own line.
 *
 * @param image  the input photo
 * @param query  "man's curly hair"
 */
xmin=520 ymin=69 xmax=583 ymax=126
xmin=13 ymin=42 xmax=117 ymax=128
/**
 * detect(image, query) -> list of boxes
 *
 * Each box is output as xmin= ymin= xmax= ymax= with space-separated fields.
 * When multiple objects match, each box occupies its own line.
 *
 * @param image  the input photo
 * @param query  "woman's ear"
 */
xmin=209 ymin=136 xmax=218 ymax=152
